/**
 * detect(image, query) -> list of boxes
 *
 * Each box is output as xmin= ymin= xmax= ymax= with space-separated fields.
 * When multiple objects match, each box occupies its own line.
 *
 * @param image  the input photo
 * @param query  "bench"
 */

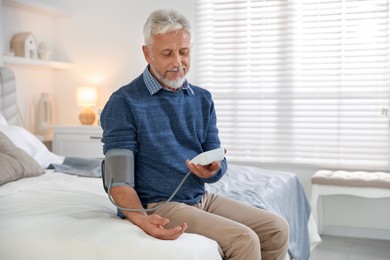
xmin=310 ymin=170 xmax=390 ymax=234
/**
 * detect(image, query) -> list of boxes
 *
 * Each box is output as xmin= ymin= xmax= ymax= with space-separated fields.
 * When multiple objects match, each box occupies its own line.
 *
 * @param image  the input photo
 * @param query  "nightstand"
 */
xmin=52 ymin=125 xmax=104 ymax=158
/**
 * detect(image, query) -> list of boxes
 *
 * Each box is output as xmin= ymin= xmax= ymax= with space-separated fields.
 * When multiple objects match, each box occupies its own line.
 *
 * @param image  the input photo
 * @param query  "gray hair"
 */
xmin=143 ymin=9 xmax=191 ymax=45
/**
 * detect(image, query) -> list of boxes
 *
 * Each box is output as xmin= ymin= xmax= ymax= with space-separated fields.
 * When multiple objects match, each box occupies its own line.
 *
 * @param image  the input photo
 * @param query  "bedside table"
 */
xmin=52 ymin=125 xmax=104 ymax=158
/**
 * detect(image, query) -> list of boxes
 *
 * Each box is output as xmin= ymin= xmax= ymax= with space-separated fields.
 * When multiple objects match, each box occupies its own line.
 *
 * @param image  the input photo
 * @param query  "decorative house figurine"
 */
xmin=11 ymin=32 xmax=38 ymax=59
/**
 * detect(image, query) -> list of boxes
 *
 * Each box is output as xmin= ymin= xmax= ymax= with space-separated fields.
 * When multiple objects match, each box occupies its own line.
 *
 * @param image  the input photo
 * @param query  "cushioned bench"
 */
xmin=310 ymin=170 xmax=390 ymax=234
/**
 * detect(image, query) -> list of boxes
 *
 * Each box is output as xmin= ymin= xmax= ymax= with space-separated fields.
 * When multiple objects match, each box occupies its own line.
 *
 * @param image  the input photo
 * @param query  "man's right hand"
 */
xmin=132 ymin=213 xmax=187 ymax=240
xmin=111 ymin=186 xmax=187 ymax=240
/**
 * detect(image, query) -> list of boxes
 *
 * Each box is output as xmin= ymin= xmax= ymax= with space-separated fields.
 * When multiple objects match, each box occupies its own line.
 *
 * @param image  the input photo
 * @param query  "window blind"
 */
xmin=194 ymin=0 xmax=390 ymax=170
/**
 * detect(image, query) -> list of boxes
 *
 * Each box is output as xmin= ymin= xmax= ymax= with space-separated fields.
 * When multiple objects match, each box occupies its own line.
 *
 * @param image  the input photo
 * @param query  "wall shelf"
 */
xmin=2 ymin=0 xmax=72 ymax=17
xmin=1 ymin=0 xmax=73 ymax=67
xmin=3 ymin=55 xmax=72 ymax=69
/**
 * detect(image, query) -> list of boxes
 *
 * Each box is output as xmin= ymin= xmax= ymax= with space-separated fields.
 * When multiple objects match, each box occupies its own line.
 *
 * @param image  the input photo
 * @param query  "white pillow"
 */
xmin=0 ymin=114 xmax=9 ymax=126
xmin=0 ymin=125 xmax=64 ymax=168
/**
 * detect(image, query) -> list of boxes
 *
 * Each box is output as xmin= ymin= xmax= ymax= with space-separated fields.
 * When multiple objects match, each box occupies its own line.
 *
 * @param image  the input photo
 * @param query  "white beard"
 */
xmin=151 ymin=66 xmax=186 ymax=89
xmin=160 ymin=77 xmax=186 ymax=89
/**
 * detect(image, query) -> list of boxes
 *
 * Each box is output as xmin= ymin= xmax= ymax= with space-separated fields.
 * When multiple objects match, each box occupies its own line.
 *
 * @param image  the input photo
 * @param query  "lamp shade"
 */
xmin=77 ymin=87 xmax=97 ymax=107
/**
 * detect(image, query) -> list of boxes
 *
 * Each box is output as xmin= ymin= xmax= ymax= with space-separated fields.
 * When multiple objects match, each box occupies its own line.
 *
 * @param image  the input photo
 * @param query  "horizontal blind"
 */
xmin=194 ymin=0 xmax=390 ymax=170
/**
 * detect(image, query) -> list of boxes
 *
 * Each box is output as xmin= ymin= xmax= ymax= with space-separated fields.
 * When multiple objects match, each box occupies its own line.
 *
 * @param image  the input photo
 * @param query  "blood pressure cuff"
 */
xmin=101 ymin=149 xmax=135 ymax=193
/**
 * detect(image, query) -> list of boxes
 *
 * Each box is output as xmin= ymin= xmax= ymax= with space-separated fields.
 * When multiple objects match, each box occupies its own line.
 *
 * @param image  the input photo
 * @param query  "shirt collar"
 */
xmin=142 ymin=66 xmax=194 ymax=95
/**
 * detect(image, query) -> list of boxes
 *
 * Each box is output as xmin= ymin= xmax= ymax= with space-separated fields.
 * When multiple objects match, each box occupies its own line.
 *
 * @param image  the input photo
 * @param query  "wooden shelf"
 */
xmin=3 ymin=55 xmax=72 ymax=69
xmin=2 ymin=0 xmax=72 ymax=17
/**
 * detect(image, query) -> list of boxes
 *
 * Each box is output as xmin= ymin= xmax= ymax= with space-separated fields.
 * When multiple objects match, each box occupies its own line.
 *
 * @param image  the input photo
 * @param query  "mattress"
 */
xmin=0 ymin=170 xmax=222 ymax=260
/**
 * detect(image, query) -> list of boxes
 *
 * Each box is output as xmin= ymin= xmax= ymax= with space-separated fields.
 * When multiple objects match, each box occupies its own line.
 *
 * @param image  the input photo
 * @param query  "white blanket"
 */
xmin=0 ymin=171 xmax=222 ymax=260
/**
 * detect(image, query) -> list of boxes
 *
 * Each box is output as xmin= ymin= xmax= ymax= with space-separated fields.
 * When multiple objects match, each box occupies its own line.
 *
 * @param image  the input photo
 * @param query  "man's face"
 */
xmin=143 ymin=29 xmax=191 ymax=89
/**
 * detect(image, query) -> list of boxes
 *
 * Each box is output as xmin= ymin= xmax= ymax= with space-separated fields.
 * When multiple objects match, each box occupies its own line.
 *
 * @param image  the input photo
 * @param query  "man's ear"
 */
xmin=142 ymin=45 xmax=151 ymax=64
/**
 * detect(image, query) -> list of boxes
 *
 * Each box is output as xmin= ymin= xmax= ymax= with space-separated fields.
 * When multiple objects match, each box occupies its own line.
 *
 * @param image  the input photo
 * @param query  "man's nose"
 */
xmin=171 ymin=53 xmax=181 ymax=66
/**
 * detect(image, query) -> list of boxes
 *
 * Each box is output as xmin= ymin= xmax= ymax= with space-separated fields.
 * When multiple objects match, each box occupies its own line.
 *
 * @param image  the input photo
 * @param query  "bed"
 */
xmin=0 ymin=66 xmax=321 ymax=260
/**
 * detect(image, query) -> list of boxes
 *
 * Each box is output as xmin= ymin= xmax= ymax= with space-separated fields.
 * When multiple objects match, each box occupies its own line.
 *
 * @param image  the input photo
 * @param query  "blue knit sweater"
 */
xmin=101 ymin=68 xmax=227 ymax=205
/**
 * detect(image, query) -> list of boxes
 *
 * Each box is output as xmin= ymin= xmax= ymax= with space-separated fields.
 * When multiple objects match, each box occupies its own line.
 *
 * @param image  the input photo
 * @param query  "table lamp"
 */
xmin=77 ymin=86 xmax=97 ymax=125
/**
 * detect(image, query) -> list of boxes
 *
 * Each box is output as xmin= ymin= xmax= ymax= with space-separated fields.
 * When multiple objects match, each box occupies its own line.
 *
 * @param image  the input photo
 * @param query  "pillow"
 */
xmin=0 ymin=113 xmax=9 ymax=126
xmin=0 ymin=131 xmax=44 ymax=186
xmin=0 ymin=125 xmax=64 ymax=168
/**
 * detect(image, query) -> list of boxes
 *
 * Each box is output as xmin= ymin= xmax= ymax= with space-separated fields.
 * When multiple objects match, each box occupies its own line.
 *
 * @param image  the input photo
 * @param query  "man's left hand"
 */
xmin=186 ymin=160 xmax=221 ymax=178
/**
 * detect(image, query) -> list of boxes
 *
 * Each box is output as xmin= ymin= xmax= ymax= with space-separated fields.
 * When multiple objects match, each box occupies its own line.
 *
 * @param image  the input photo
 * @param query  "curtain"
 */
xmin=194 ymin=0 xmax=390 ymax=170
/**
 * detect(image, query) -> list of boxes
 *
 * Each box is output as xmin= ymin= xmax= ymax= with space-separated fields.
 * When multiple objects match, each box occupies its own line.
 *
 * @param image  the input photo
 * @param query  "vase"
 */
xmin=36 ymin=93 xmax=52 ymax=135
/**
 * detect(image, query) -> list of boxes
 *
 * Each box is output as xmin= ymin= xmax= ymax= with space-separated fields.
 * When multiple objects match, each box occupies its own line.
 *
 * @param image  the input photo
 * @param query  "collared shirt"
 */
xmin=142 ymin=66 xmax=194 ymax=95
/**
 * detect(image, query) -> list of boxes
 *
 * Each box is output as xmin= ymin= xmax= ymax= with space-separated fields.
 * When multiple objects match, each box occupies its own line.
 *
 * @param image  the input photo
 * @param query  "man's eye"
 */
xmin=161 ymin=52 xmax=171 ymax=56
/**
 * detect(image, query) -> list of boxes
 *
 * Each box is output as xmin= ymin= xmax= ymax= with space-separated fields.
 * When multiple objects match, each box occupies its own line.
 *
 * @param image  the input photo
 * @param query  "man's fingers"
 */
xmin=186 ymin=160 xmax=221 ymax=178
xmin=144 ymin=214 xmax=187 ymax=240
xmin=153 ymin=223 xmax=187 ymax=240
xmin=149 ymin=214 xmax=169 ymax=227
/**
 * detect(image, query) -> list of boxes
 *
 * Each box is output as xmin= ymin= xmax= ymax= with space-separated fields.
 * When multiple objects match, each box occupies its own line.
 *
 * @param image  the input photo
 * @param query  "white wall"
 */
xmin=2 ymin=0 xmax=196 ymax=127
xmin=2 ymin=0 xmax=389 ymax=240
xmin=2 ymin=2 xmax=57 ymax=130
xmin=52 ymin=0 xmax=197 ymax=125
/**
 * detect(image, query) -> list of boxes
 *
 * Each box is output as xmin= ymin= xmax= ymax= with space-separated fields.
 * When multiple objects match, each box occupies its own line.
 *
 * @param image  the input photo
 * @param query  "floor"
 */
xmin=310 ymin=235 xmax=390 ymax=260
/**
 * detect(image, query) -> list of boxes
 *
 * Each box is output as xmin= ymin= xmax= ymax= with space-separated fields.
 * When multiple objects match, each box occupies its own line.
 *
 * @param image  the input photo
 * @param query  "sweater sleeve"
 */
xmin=101 ymin=93 xmax=138 ymax=154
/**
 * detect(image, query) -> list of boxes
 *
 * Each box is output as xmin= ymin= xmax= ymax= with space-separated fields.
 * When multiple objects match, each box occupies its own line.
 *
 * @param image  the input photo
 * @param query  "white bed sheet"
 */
xmin=0 ymin=170 xmax=222 ymax=260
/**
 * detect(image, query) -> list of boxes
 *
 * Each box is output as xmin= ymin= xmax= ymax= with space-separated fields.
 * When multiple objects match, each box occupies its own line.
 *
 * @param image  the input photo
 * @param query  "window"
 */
xmin=194 ymin=0 xmax=390 ymax=170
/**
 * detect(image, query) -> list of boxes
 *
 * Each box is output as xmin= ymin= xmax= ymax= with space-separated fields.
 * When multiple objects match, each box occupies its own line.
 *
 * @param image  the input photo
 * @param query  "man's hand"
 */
xmin=111 ymin=186 xmax=187 ymax=240
xmin=132 ymin=213 xmax=187 ymax=240
xmin=186 ymin=160 xmax=221 ymax=178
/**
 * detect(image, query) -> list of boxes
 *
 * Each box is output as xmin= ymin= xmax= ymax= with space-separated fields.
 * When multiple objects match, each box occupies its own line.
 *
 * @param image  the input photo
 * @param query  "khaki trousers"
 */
xmin=147 ymin=192 xmax=289 ymax=260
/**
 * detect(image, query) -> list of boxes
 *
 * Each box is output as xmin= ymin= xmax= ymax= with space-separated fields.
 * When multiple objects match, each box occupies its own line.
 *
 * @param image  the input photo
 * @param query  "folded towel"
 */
xmin=49 ymin=157 xmax=102 ymax=178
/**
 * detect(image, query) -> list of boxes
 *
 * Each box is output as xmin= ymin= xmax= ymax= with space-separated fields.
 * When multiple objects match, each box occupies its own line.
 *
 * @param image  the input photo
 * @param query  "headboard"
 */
xmin=0 ymin=67 xmax=18 ymax=125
